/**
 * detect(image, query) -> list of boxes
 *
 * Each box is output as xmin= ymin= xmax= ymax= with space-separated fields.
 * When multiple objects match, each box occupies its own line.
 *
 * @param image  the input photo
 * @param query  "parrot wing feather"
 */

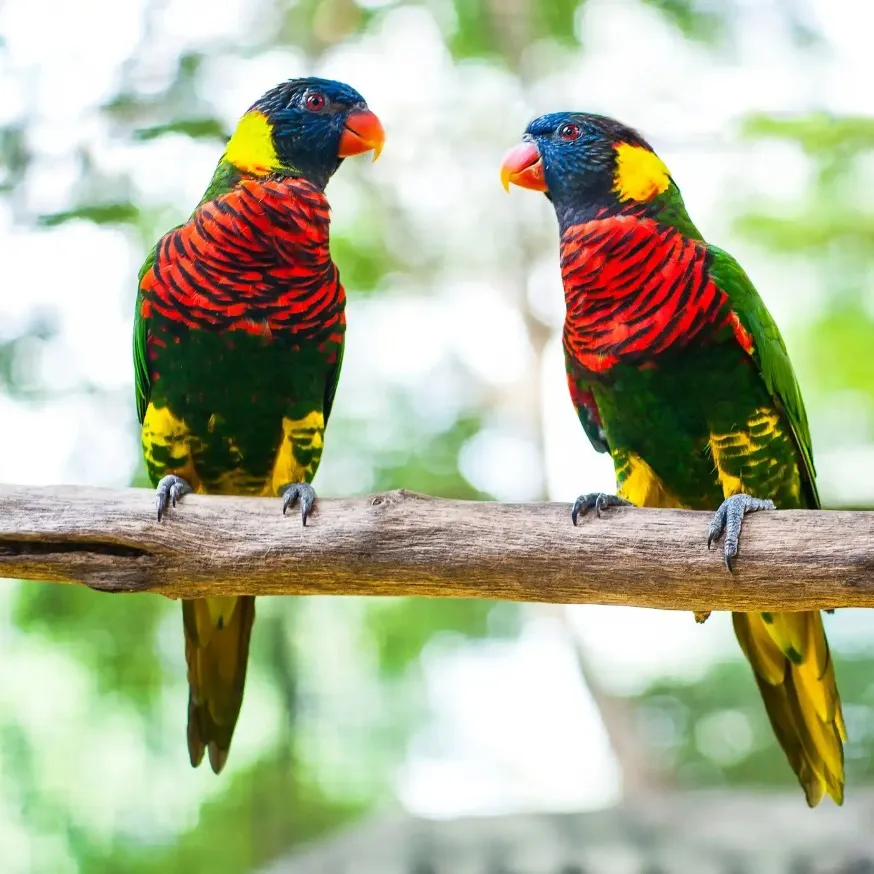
xmin=323 ymin=340 xmax=344 ymax=427
xmin=133 ymin=243 xmax=159 ymax=425
xmin=707 ymin=244 xmax=819 ymax=507
xmin=565 ymin=352 xmax=609 ymax=454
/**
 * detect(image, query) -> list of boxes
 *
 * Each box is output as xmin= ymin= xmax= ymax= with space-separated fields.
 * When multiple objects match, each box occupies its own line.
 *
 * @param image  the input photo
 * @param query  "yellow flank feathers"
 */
xmin=614 ymin=450 xmax=684 ymax=508
xmin=265 ymin=410 xmax=326 ymax=496
xmin=709 ymin=407 xmax=802 ymax=501
xmin=224 ymin=111 xmax=280 ymax=176
xmin=142 ymin=403 xmax=191 ymax=466
xmin=142 ymin=402 xmax=200 ymax=488
xmin=612 ymin=142 xmax=671 ymax=202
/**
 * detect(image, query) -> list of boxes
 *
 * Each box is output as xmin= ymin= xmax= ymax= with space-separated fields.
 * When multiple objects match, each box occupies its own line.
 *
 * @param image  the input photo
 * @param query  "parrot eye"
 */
xmin=559 ymin=123 xmax=582 ymax=141
xmin=304 ymin=91 xmax=326 ymax=111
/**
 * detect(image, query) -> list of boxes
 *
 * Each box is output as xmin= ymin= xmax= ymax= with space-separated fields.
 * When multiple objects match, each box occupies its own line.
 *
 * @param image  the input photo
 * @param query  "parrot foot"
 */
xmin=281 ymin=482 xmax=316 ymax=526
xmin=706 ymin=492 xmax=775 ymax=573
xmin=571 ymin=493 xmax=632 ymax=526
xmin=155 ymin=475 xmax=192 ymax=522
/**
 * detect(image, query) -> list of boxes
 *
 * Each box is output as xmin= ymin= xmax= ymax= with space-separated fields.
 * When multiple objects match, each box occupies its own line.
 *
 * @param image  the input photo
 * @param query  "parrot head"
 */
xmin=224 ymin=77 xmax=385 ymax=188
xmin=500 ymin=112 xmax=672 ymax=222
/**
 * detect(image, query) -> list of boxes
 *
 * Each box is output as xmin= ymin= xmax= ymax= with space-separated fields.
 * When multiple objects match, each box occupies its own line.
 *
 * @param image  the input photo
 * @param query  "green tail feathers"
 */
xmin=182 ymin=596 xmax=256 ymax=774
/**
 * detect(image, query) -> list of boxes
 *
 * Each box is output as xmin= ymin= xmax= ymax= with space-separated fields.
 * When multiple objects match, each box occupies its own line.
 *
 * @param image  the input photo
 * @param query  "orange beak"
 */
xmin=500 ymin=141 xmax=547 ymax=192
xmin=338 ymin=109 xmax=385 ymax=161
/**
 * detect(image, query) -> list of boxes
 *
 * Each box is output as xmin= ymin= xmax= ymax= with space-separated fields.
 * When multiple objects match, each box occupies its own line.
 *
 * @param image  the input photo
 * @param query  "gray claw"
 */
xmin=572 ymin=492 xmax=632 ymax=526
xmin=706 ymin=493 xmax=775 ymax=572
xmin=155 ymin=474 xmax=192 ymax=522
xmin=281 ymin=482 xmax=317 ymax=526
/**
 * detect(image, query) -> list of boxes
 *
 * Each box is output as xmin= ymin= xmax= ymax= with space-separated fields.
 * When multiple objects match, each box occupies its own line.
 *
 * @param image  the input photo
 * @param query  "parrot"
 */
xmin=134 ymin=77 xmax=385 ymax=773
xmin=500 ymin=112 xmax=845 ymax=806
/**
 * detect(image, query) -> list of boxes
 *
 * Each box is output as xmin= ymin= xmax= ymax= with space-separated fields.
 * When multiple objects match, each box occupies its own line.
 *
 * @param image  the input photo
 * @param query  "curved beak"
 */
xmin=500 ymin=141 xmax=547 ymax=192
xmin=339 ymin=109 xmax=385 ymax=161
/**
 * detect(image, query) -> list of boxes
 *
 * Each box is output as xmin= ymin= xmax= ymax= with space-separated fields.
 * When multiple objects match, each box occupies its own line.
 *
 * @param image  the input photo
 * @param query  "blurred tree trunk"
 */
xmin=554 ymin=608 xmax=675 ymax=797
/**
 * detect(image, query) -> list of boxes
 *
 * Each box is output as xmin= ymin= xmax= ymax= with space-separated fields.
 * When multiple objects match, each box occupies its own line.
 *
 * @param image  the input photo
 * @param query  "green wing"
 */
xmin=707 ymin=244 xmax=820 ymax=508
xmin=565 ymin=351 xmax=609 ymax=455
xmin=323 ymin=340 xmax=344 ymax=427
xmin=133 ymin=242 xmax=159 ymax=425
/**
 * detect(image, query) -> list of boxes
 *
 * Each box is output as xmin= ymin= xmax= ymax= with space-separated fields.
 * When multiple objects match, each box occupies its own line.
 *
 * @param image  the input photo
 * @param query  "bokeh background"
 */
xmin=1 ymin=0 xmax=874 ymax=869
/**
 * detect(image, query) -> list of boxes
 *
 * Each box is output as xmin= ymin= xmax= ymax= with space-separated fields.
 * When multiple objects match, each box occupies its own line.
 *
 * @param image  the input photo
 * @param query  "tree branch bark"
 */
xmin=1 ymin=484 xmax=872 ymax=609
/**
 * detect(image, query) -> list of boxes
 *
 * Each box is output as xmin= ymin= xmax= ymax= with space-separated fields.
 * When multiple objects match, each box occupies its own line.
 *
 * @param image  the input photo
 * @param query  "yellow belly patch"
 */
xmin=614 ymin=450 xmax=685 ymax=509
xmin=265 ymin=410 xmax=326 ymax=497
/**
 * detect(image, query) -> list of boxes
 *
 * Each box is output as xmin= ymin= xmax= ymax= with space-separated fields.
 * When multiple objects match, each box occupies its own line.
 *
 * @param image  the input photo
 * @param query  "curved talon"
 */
xmin=706 ymin=493 xmax=775 ymax=573
xmin=571 ymin=492 xmax=632 ymax=526
xmin=155 ymin=474 xmax=193 ymax=522
xmin=281 ymin=482 xmax=317 ymax=526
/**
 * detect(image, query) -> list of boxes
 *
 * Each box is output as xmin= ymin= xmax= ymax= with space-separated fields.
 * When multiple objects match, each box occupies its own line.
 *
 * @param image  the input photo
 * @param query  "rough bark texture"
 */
xmin=1 ymin=484 xmax=873 ymax=611
xmin=259 ymin=792 xmax=874 ymax=874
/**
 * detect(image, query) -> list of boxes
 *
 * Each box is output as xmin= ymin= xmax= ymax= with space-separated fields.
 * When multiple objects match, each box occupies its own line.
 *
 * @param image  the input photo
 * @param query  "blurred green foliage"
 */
xmin=634 ymin=652 xmax=874 ymax=792
xmin=736 ymin=112 xmax=874 ymax=451
xmin=78 ymin=752 xmax=367 ymax=874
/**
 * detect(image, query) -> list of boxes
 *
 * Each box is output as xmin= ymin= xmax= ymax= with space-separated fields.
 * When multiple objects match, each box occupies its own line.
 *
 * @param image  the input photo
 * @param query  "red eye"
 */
xmin=559 ymin=123 xmax=581 ymax=141
xmin=305 ymin=91 xmax=326 ymax=111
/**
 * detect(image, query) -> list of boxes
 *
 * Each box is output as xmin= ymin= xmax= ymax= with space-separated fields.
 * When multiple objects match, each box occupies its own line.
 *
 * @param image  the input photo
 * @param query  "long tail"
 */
xmin=182 ymin=595 xmax=256 ymax=774
xmin=733 ymin=610 xmax=846 ymax=806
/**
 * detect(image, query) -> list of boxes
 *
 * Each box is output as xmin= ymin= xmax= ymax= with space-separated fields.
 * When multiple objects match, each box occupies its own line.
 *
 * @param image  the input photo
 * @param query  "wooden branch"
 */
xmin=0 ymin=484 xmax=873 ymax=611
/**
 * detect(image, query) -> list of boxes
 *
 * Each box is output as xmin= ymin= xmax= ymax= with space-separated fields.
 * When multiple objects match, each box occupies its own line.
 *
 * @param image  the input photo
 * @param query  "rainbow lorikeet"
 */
xmin=501 ymin=113 xmax=845 ymax=805
xmin=134 ymin=78 xmax=385 ymax=773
